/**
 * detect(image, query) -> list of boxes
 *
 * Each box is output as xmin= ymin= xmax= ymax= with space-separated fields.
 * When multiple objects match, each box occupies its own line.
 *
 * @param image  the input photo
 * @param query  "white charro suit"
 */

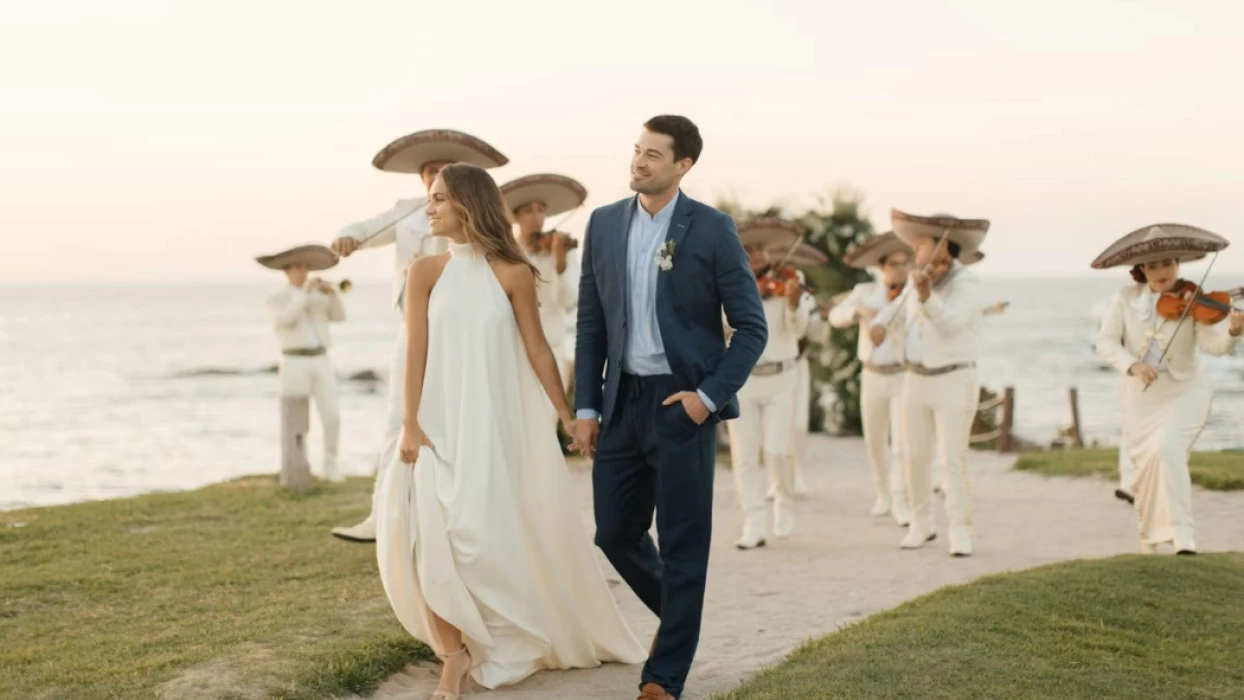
xmin=266 ymin=286 xmax=346 ymax=479
xmin=875 ymin=264 xmax=985 ymax=554
xmin=334 ymin=197 xmax=443 ymax=534
xmin=829 ymin=281 xmax=909 ymax=525
xmin=1096 ymin=283 xmax=1239 ymax=552
xmin=728 ymin=292 xmax=813 ymax=543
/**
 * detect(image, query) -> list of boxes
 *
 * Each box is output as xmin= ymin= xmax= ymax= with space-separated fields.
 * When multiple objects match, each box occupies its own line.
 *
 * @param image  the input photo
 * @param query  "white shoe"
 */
xmin=948 ymin=526 xmax=973 ymax=557
xmin=331 ymin=516 xmax=376 ymax=543
xmin=774 ymin=503 xmax=794 ymax=539
xmin=1139 ymin=541 xmax=1158 ymax=555
xmin=735 ymin=521 xmax=767 ymax=550
xmin=890 ymin=498 xmax=911 ymax=528
xmin=870 ymin=497 xmax=891 ymax=517
xmin=322 ymin=470 xmax=345 ymax=484
xmin=900 ymin=527 xmax=936 ymax=549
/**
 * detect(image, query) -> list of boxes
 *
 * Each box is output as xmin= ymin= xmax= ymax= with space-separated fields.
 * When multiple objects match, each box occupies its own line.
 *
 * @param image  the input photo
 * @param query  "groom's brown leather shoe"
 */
xmin=638 ymin=682 xmax=675 ymax=700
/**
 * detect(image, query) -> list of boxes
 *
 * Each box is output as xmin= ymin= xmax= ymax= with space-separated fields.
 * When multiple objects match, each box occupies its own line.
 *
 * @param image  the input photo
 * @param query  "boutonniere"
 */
xmin=655 ymin=240 xmax=675 ymax=272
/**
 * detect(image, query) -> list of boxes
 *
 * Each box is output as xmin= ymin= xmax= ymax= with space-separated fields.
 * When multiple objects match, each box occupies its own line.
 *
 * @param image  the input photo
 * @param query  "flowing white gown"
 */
xmin=375 ymin=241 xmax=645 ymax=690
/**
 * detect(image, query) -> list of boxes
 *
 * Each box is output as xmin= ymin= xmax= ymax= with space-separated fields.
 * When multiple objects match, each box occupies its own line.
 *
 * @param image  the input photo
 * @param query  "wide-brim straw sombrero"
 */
xmin=499 ymin=174 xmax=588 ymax=218
xmin=1090 ymin=223 xmax=1229 ymax=269
xmin=891 ymin=209 xmax=989 ymax=265
xmin=737 ymin=216 xmax=804 ymax=249
xmin=768 ymin=240 xmax=829 ymax=267
xmin=372 ymin=129 xmax=508 ymax=174
xmin=255 ymin=244 xmax=339 ymax=271
xmin=843 ymin=231 xmax=912 ymax=269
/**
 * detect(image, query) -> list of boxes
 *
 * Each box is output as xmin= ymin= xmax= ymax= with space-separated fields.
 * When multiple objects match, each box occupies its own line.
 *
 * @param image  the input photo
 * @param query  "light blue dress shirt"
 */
xmin=577 ymin=192 xmax=717 ymax=420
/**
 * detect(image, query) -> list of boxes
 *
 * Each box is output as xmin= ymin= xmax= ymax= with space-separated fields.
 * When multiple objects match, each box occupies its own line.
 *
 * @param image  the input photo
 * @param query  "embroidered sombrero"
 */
xmin=768 ymin=241 xmax=829 ymax=267
xmin=255 ymin=244 xmax=339 ymax=271
xmin=499 ymin=174 xmax=588 ymax=217
xmin=891 ymin=209 xmax=989 ymax=265
xmin=737 ymin=216 xmax=804 ymax=249
xmin=842 ymin=232 xmax=912 ymax=269
xmin=1090 ymin=223 xmax=1229 ymax=269
xmin=372 ymin=129 xmax=508 ymax=174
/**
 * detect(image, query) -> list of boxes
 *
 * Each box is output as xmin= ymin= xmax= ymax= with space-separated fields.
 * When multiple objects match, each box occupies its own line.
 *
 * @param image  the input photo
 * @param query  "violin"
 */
xmin=528 ymin=231 xmax=578 ymax=253
xmin=886 ymin=282 xmax=904 ymax=302
xmin=1155 ymin=279 xmax=1244 ymax=325
xmin=757 ymin=265 xmax=802 ymax=299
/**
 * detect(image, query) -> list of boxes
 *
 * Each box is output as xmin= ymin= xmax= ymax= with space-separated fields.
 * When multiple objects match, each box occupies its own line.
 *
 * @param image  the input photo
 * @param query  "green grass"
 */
xmin=719 ymin=554 xmax=1244 ymax=700
xmin=0 ymin=476 xmax=431 ymax=700
xmin=1013 ymin=448 xmax=1244 ymax=491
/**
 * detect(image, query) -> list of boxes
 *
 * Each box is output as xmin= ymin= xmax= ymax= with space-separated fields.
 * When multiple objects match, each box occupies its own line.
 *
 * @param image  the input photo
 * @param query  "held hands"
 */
xmin=331 ymin=237 xmax=360 ymax=257
xmin=572 ymin=418 xmax=601 ymax=459
xmin=663 ymin=391 xmax=710 ymax=425
xmin=398 ymin=422 xmax=435 ymax=464
xmin=1128 ymin=362 xmax=1160 ymax=387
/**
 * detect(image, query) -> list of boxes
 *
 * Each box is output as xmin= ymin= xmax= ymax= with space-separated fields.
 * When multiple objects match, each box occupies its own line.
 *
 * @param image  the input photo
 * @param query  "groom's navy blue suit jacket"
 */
xmin=575 ymin=192 xmax=768 ymax=426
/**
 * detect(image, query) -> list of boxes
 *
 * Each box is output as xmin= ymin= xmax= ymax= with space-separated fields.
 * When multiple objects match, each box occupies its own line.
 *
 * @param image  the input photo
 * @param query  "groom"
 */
xmin=573 ymin=115 xmax=767 ymax=700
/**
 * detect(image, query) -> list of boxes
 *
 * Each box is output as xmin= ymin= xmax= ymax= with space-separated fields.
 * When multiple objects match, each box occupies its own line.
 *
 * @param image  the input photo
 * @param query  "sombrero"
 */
xmin=1090 ymin=223 xmax=1229 ymax=269
xmin=891 ymin=209 xmax=989 ymax=265
xmin=737 ymin=216 xmax=804 ymax=249
xmin=768 ymin=241 xmax=829 ymax=267
xmin=255 ymin=244 xmax=338 ymax=271
xmin=842 ymin=231 xmax=912 ymax=269
xmin=499 ymin=174 xmax=588 ymax=217
xmin=372 ymin=129 xmax=508 ymax=174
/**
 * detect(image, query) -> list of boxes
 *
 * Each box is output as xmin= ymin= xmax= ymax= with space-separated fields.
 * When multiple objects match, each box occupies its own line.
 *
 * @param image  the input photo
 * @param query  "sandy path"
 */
xmin=358 ymin=435 xmax=1244 ymax=700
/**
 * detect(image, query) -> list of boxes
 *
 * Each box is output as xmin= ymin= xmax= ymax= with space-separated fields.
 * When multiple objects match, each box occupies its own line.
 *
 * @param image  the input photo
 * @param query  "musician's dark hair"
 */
xmin=878 ymin=254 xmax=888 ymax=266
xmin=947 ymin=241 xmax=962 ymax=259
xmin=643 ymin=115 xmax=703 ymax=164
xmin=1130 ymin=264 xmax=1147 ymax=284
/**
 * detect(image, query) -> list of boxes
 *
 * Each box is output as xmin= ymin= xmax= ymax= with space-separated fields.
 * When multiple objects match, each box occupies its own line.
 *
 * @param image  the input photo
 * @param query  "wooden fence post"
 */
xmin=280 ymin=397 xmax=313 ymax=491
xmin=1068 ymin=387 xmax=1085 ymax=449
xmin=998 ymin=386 xmax=1016 ymax=453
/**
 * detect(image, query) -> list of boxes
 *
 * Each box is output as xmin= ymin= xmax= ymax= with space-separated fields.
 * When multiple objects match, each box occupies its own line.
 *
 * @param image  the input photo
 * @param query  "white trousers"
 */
xmin=1122 ymin=373 xmax=1208 ymax=548
xmin=728 ymin=366 xmax=798 ymax=529
xmin=902 ymin=369 xmax=979 ymax=533
xmin=278 ymin=354 xmax=340 ymax=475
xmin=787 ymin=356 xmax=811 ymax=482
xmin=861 ymin=368 xmax=907 ymax=510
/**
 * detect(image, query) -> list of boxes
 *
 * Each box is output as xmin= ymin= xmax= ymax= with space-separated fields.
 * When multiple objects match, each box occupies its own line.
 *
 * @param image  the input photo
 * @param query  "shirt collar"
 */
xmin=636 ymin=191 xmax=680 ymax=225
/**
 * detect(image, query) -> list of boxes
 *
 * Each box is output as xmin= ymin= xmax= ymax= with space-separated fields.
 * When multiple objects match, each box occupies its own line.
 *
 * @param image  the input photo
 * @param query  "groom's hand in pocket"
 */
xmin=663 ymin=391 xmax=710 ymax=425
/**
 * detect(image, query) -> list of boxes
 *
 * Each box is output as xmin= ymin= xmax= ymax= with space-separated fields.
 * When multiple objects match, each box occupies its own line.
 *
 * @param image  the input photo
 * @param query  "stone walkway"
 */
xmin=361 ymin=435 xmax=1244 ymax=700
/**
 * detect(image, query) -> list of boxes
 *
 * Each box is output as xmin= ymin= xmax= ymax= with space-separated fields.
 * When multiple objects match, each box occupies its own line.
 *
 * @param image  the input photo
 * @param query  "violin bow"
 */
xmin=1144 ymin=251 xmax=1219 ymax=392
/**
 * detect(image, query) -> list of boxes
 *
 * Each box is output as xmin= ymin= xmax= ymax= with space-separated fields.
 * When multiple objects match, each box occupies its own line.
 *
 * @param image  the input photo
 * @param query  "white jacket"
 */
xmin=1096 ymin=282 xmax=1239 ymax=381
xmin=334 ymin=197 xmax=445 ymax=308
xmin=266 ymin=287 xmax=346 ymax=351
xmin=874 ymin=266 xmax=985 ymax=368
xmin=830 ymin=281 xmax=905 ymax=364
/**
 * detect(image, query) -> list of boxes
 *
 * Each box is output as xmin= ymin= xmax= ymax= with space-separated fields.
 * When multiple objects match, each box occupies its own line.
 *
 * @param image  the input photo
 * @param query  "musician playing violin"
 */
xmin=725 ymin=219 xmax=814 ymax=549
xmin=1092 ymin=224 xmax=1243 ymax=556
xmin=830 ymin=232 xmax=914 ymax=527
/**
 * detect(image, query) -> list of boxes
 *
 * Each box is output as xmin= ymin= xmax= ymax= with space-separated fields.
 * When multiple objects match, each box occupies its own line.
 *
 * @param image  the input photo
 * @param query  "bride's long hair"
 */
xmin=438 ymin=163 xmax=543 ymax=282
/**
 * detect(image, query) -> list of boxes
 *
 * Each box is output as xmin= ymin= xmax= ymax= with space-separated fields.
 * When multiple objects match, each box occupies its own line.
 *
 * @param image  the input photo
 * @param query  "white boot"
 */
xmin=1139 ymin=541 xmax=1158 ymax=555
xmin=774 ymin=500 xmax=794 ymax=539
xmin=948 ymin=525 xmax=973 ymax=557
xmin=900 ymin=525 xmax=936 ymax=549
xmin=890 ymin=496 xmax=911 ymax=528
xmin=870 ymin=496 xmax=891 ymax=517
xmin=332 ymin=514 xmax=376 ymax=543
xmin=322 ymin=459 xmax=345 ymax=484
xmin=735 ymin=518 xmax=767 ymax=550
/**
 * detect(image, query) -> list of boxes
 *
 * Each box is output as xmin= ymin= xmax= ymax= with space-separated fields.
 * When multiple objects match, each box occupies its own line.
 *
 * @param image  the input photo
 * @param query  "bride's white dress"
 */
xmin=375 ymin=241 xmax=645 ymax=689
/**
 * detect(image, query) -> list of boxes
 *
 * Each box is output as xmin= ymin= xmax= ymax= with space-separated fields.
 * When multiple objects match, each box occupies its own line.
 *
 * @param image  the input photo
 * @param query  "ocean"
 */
xmin=3 ymin=276 xmax=1243 ymax=511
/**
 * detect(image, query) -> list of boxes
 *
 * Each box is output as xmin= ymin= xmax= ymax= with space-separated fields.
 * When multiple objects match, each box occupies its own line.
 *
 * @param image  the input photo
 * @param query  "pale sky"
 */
xmin=3 ymin=0 xmax=1243 ymax=283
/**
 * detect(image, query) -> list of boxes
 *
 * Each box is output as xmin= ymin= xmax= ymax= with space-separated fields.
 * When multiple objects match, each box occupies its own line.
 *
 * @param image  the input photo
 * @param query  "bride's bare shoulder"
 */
xmin=490 ymin=259 xmax=537 ymax=293
xmin=407 ymin=252 xmax=451 ymax=286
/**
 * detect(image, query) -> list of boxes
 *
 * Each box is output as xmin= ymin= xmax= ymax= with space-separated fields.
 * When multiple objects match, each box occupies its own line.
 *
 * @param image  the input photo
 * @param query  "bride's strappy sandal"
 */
xmin=431 ymin=645 xmax=471 ymax=700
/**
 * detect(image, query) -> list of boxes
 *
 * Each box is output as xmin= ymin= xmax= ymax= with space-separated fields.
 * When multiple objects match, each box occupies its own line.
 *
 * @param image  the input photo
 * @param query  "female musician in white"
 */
xmin=830 ymin=232 xmax=913 ymax=526
xmin=499 ymin=173 xmax=586 ymax=392
xmin=1091 ymin=224 xmax=1243 ymax=554
xmin=376 ymin=164 xmax=644 ymax=699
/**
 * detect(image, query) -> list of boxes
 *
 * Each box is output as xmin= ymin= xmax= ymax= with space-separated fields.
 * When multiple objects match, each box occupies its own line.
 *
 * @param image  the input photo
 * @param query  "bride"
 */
xmin=375 ymin=163 xmax=645 ymax=699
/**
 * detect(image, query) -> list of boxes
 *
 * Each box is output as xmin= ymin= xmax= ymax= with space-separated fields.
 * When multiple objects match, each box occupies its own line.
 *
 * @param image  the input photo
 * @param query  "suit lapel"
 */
xmin=615 ymin=197 xmax=635 ymax=298
xmin=657 ymin=192 xmax=693 ymax=301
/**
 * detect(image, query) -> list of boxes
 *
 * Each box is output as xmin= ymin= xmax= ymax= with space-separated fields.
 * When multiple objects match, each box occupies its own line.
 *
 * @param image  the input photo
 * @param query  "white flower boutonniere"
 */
xmin=655 ymin=240 xmax=675 ymax=272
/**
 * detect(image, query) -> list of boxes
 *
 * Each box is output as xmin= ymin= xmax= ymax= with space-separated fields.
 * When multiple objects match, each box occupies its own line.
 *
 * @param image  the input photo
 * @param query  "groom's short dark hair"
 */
xmin=644 ymin=115 xmax=702 ymax=165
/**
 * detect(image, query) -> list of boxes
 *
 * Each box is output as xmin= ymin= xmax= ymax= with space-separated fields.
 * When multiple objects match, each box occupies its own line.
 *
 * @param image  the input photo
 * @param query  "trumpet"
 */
xmin=311 ymin=278 xmax=352 ymax=293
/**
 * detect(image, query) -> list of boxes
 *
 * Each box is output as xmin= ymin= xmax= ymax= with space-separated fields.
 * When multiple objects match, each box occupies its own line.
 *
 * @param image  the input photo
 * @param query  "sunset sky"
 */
xmin=4 ymin=0 xmax=1243 ymax=283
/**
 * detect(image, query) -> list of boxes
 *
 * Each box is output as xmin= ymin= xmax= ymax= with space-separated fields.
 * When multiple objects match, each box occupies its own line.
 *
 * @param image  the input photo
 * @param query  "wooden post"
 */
xmin=280 ymin=397 xmax=313 ymax=491
xmin=998 ymin=386 xmax=1016 ymax=453
xmin=1068 ymin=387 xmax=1085 ymax=449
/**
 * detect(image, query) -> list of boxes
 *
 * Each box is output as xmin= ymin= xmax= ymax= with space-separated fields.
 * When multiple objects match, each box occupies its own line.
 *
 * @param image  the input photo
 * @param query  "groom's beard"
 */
xmin=629 ymin=173 xmax=676 ymax=195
